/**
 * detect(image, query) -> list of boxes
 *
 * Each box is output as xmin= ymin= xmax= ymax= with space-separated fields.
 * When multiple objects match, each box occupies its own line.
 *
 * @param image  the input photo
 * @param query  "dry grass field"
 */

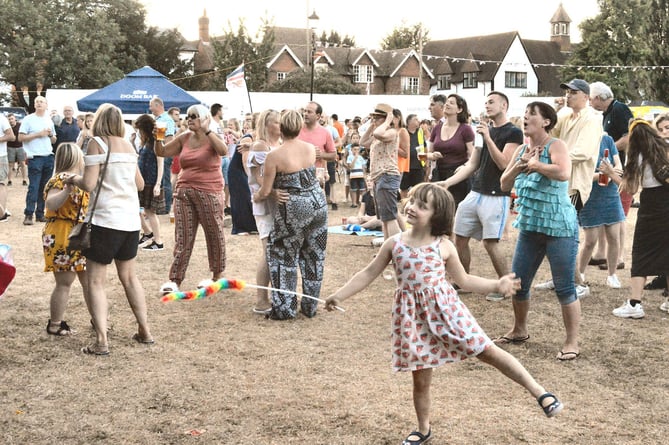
xmin=1 ymin=185 xmax=668 ymax=444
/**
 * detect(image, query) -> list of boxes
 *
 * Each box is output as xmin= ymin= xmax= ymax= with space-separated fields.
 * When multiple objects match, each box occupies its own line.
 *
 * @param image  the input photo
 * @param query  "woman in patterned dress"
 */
xmin=325 ymin=183 xmax=562 ymax=445
xmin=43 ymin=142 xmax=89 ymax=336
xmin=253 ymin=110 xmax=328 ymax=320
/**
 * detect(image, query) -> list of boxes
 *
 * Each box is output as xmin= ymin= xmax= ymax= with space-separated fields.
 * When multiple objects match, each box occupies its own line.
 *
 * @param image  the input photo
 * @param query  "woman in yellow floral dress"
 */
xmin=42 ymin=143 xmax=89 ymax=336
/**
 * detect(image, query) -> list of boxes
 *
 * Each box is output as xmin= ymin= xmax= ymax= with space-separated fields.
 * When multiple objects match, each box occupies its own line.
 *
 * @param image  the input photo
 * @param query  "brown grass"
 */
xmin=1 ymin=187 xmax=668 ymax=445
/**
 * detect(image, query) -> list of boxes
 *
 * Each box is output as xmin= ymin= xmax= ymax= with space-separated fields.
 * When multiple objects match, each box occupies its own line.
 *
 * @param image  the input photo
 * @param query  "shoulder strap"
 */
xmin=87 ymin=137 xmax=112 ymax=220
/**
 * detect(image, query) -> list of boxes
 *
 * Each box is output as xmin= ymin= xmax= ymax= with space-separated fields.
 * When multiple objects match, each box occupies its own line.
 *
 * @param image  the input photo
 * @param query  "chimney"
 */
xmin=199 ymin=9 xmax=210 ymax=43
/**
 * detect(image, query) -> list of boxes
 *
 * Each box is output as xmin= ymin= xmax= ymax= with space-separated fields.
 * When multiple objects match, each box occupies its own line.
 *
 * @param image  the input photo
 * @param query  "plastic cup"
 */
xmin=155 ymin=121 xmax=167 ymax=141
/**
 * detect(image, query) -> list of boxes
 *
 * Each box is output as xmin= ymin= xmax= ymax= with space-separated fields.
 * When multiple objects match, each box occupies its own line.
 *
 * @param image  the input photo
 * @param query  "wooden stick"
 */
xmin=247 ymin=283 xmax=345 ymax=312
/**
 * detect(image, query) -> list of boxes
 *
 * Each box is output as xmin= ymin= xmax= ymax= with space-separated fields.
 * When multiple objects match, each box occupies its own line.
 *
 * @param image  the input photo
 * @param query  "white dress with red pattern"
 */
xmin=391 ymin=234 xmax=492 ymax=372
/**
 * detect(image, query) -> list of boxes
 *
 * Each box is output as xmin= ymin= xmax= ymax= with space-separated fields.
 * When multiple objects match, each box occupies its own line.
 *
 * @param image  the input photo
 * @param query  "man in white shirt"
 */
xmin=18 ymin=96 xmax=57 ymax=225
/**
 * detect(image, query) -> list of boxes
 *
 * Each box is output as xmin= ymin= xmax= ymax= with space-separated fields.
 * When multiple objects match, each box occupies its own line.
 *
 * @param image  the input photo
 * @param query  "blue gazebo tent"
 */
xmin=76 ymin=66 xmax=200 ymax=114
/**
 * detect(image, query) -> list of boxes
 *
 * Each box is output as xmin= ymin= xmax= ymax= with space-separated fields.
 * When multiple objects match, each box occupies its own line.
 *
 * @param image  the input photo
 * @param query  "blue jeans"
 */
xmin=161 ymin=157 xmax=173 ymax=214
xmin=24 ymin=155 xmax=54 ymax=218
xmin=512 ymin=230 xmax=578 ymax=305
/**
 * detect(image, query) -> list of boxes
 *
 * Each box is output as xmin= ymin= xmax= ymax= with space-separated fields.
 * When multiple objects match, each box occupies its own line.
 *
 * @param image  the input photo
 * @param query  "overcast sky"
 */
xmin=141 ymin=0 xmax=600 ymax=48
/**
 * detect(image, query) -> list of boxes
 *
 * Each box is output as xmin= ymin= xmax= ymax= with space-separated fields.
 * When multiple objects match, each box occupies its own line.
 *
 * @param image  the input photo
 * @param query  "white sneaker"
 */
xmin=576 ymin=284 xmax=590 ymax=299
xmin=485 ymin=292 xmax=505 ymax=302
xmin=371 ymin=237 xmax=384 ymax=247
xmin=612 ymin=300 xmax=645 ymax=319
xmin=534 ymin=279 xmax=555 ymax=290
xmin=659 ymin=298 xmax=669 ymax=313
xmin=159 ymin=281 xmax=179 ymax=296
xmin=606 ymin=275 xmax=621 ymax=289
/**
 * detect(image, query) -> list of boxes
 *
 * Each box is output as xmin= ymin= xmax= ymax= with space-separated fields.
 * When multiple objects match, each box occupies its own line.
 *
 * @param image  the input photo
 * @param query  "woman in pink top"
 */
xmin=427 ymin=94 xmax=475 ymax=207
xmin=155 ymin=104 xmax=228 ymax=294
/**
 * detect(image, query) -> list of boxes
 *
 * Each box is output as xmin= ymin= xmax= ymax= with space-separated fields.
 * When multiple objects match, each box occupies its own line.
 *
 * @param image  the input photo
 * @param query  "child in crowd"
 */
xmin=326 ymin=183 xmax=563 ymax=445
xmin=345 ymin=177 xmax=381 ymax=230
xmin=346 ymin=143 xmax=366 ymax=207
xmin=42 ymin=143 xmax=90 ymax=336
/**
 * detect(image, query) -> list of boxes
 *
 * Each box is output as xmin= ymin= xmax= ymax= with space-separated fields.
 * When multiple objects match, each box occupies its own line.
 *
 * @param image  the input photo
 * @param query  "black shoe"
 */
xmin=6 ymin=180 xmax=11 ymax=186
xmin=142 ymin=241 xmax=164 ymax=251
xmin=224 ymin=207 xmax=231 ymax=216
xmin=331 ymin=203 xmax=338 ymax=211
xmin=0 ymin=212 xmax=10 ymax=222
xmin=645 ymin=274 xmax=667 ymax=290
xmin=138 ymin=232 xmax=153 ymax=246
xmin=36 ymin=216 xmax=47 ymax=223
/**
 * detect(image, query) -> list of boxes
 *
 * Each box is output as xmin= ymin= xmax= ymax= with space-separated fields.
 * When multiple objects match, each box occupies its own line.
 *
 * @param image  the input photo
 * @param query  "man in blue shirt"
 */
xmin=54 ymin=105 xmax=80 ymax=151
xmin=149 ymin=97 xmax=176 ymax=214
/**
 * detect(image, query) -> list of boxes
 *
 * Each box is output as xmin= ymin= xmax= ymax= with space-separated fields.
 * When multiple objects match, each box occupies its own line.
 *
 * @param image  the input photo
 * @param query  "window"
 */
xmin=402 ymin=76 xmax=419 ymax=94
xmin=354 ymin=64 xmax=373 ymax=83
xmin=276 ymin=72 xmax=287 ymax=81
xmin=560 ymin=23 xmax=567 ymax=34
xmin=463 ymin=72 xmax=478 ymax=88
xmin=437 ymin=74 xmax=451 ymax=90
xmin=505 ymin=71 xmax=527 ymax=88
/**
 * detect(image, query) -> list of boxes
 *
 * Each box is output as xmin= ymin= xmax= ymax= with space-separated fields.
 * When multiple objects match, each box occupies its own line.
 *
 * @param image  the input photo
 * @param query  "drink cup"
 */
xmin=155 ymin=121 xmax=167 ymax=141
xmin=417 ymin=147 xmax=427 ymax=162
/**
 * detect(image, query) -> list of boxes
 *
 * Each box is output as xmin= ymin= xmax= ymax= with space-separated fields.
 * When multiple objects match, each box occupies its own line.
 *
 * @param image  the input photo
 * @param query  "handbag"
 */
xmin=68 ymin=137 xmax=112 ymax=250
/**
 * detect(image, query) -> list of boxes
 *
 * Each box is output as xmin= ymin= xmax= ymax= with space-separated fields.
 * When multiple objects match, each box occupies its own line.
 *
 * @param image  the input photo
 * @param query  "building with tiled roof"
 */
xmin=182 ymin=4 xmax=572 ymax=103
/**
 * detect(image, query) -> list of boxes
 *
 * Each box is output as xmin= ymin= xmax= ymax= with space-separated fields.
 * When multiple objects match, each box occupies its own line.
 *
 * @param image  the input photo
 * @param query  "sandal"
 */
xmin=160 ymin=281 xmax=179 ymax=296
xmin=46 ymin=319 xmax=73 ymax=336
xmin=197 ymin=279 xmax=215 ymax=289
xmin=537 ymin=392 xmax=563 ymax=418
xmin=132 ymin=333 xmax=155 ymax=344
xmin=81 ymin=344 xmax=109 ymax=356
xmin=402 ymin=429 xmax=432 ymax=445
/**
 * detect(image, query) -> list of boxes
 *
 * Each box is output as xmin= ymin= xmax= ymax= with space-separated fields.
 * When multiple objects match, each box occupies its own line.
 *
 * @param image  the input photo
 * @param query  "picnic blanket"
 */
xmin=327 ymin=225 xmax=384 ymax=237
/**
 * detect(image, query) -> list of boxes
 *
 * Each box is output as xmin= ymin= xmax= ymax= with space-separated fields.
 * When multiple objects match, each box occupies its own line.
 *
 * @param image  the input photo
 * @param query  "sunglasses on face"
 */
xmin=187 ymin=114 xmax=199 ymax=120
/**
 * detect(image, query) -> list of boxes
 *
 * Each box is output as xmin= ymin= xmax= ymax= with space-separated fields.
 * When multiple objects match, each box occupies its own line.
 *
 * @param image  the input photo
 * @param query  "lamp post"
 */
xmin=308 ymin=9 xmax=319 ymax=100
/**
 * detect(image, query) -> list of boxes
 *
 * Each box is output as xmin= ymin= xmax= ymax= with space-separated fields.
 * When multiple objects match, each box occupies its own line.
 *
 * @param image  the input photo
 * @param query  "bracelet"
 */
xmin=205 ymin=130 xmax=212 ymax=136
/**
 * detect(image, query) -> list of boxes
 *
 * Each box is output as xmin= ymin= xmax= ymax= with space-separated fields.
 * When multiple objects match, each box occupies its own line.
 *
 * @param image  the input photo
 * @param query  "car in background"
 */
xmin=0 ymin=106 xmax=29 ymax=121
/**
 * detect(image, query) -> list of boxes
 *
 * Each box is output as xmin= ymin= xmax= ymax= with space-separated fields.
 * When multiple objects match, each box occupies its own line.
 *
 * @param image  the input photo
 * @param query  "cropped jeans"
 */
xmin=511 ymin=229 xmax=578 ymax=305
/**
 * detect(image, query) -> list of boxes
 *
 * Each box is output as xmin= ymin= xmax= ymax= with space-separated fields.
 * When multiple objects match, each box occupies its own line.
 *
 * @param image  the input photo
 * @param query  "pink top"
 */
xmin=430 ymin=122 xmax=474 ymax=167
xmin=298 ymin=125 xmax=335 ymax=169
xmin=177 ymin=133 xmax=224 ymax=193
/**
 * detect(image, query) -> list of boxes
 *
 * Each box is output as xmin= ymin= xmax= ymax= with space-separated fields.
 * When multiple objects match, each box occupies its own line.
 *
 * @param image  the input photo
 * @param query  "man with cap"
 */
xmin=535 ymin=78 xmax=603 ymax=297
xmin=360 ymin=103 xmax=401 ymax=239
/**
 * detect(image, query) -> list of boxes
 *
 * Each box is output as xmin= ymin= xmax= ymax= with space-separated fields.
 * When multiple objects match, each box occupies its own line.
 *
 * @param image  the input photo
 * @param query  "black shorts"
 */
xmin=83 ymin=225 xmax=140 ymax=265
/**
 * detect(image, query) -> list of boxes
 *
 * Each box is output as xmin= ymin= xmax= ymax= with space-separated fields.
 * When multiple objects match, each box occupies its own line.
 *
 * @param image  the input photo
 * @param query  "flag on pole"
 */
xmin=226 ymin=64 xmax=247 ymax=91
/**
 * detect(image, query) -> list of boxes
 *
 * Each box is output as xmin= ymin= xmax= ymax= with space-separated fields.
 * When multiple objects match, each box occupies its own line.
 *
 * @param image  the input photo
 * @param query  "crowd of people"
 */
xmin=3 ymin=78 xmax=669 ymax=444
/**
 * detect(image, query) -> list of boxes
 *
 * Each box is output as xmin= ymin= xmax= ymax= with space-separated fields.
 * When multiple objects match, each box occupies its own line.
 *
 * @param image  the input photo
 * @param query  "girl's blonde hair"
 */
xmin=54 ymin=143 xmax=84 ymax=174
xmin=255 ymin=109 xmax=280 ymax=143
xmin=92 ymin=103 xmax=125 ymax=138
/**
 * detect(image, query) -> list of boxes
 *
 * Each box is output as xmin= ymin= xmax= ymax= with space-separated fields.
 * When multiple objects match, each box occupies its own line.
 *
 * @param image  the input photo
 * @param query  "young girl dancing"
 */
xmin=325 ymin=183 xmax=563 ymax=445
xmin=43 ymin=142 xmax=89 ymax=336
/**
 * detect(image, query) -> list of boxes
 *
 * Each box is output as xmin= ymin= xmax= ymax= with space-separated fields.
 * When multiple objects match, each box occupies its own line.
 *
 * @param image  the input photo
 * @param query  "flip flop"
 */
xmin=132 ymin=333 xmax=155 ymax=344
xmin=81 ymin=344 xmax=109 ymax=356
xmin=493 ymin=334 xmax=530 ymax=345
xmin=253 ymin=308 xmax=272 ymax=315
xmin=557 ymin=350 xmax=580 ymax=361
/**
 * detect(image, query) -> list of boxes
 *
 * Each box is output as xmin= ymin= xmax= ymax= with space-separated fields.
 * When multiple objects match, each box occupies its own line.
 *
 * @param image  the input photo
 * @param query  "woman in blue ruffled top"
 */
xmin=497 ymin=101 xmax=581 ymax=361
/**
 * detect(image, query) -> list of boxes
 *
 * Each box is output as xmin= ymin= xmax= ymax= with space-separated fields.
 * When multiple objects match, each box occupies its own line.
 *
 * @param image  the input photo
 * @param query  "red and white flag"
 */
xmin=226 ymin=64 xmax=247 ymax=91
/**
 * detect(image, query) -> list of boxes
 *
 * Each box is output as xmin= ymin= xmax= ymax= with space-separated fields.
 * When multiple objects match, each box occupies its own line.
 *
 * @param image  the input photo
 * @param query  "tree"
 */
xmin=381 ymin=23 xmax=430 ymax=51
xmin=640 ymin=0 xmax=669 ymax=101
xmin=317 ymin=31 xmax=356 ymax=48
xmin=264 ymin=69 xmax=361 ymax=95
xmin=0 ymin=0 xmax=193 ymax=108
xmin=209 ymin=18 xmax=276 ymax=91
xmin=562 ymin=0 xmax=646 ymax=101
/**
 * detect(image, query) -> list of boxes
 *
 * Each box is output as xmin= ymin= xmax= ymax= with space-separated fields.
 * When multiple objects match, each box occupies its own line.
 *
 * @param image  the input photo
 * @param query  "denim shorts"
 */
xmin=511 ymin=229 xmax=578 ymax=305
xmin=373 ymin=174 xmax=401 ymax=222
